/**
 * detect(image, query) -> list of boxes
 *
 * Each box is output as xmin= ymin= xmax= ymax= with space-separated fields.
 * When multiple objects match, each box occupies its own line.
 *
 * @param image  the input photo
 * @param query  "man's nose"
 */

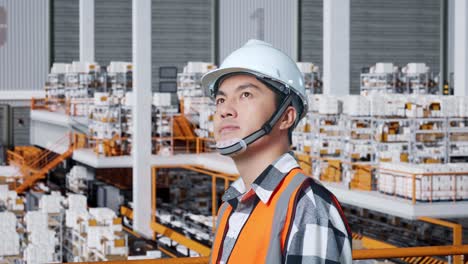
xmin=218 ymin=100 xmax=237 ymax=119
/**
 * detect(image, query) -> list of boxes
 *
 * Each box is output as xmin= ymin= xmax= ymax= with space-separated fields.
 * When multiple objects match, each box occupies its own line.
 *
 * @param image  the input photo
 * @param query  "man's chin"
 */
xmin=215 ymin=137 xmax=243 ymax=149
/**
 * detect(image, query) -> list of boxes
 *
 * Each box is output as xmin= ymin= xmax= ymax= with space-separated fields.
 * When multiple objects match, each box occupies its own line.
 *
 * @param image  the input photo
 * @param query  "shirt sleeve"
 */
xmin=283 ymin=181 xmax=352 ymax=264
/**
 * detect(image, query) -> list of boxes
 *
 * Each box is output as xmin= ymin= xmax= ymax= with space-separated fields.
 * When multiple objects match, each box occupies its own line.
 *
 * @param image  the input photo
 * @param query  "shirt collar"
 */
xmin=222 ymin=151 xmax=300 ymax=205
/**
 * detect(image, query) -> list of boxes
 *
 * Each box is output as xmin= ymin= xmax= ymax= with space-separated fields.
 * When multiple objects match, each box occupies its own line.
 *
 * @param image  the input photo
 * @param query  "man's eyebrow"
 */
xmin=237 ymin=83 xmax=261 ymax=92
xmin=216 ymin=82 xmax=262 ymax=97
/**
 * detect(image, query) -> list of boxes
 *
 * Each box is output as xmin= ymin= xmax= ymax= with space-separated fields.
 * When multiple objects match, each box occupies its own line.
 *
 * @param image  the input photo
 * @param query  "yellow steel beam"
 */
xmin=361 ymin=235 xmax=396 ymax=249
xmin=158 ymin=246 xmax=179 ymax=258
xmin=120 ymin=205 xmax=134 ymax=220
xmin=102 ymin=256 xmax=209 ymax=264
xmin=353 ymin=245 xmax=468 ymax=260
xmin=419 ymin=217 xmax=464 ymax=264
xmin=359 ymin=234 xmax=447 ymax=263
xmin=150 ymin=222 xmax=211 ymax=257
xmin=77 ymin=245 xmax=468 ymax=263
xmin=123 ymin=226 xmax=141 ymax=239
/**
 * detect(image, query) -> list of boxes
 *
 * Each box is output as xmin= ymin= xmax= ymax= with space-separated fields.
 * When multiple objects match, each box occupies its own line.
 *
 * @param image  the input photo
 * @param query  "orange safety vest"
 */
xmin=211 ymin=168 xmax=308 ymax=264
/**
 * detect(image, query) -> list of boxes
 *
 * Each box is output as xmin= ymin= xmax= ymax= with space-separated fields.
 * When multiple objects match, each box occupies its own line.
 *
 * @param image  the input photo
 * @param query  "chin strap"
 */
xmin=217 ymin=91 xmax=293 ymax=156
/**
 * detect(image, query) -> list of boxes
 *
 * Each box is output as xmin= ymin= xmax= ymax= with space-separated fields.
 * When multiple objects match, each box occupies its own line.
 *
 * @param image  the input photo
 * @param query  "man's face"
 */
xmin=213 ymin=74 xmax=277 ymax=144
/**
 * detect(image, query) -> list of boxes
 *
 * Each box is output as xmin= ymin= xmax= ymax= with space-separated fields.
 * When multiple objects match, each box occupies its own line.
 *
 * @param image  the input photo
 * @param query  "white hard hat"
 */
xmin=201 ymin=40 xmax=308 ymax=156
xmin=201 ymin=39 xmax=308 ymax=121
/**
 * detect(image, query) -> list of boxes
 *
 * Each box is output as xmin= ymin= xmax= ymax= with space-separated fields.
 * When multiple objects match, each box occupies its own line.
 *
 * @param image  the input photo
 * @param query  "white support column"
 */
xmin=323 ymin=0 xmax=350 ymax=96
xmin=132 ymin=0 xmax=153 ymax=238
xmin=79 ymin=0 xmax=95 ymax=62
xmin=454 ymin=0 xmax=468 ymax=96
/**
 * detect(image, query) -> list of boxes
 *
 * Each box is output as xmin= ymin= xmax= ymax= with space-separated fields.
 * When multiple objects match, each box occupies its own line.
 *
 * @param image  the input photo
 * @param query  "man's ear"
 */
xmin=279 ymin=106 xmax=297 ymax=131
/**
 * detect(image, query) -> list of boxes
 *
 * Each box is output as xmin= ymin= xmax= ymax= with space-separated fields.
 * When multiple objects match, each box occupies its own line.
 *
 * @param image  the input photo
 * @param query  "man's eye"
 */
xmin=215 ymin=98 xmax=225 ymax=105
xmin=241 ymin=92 xmax=251 ymax=98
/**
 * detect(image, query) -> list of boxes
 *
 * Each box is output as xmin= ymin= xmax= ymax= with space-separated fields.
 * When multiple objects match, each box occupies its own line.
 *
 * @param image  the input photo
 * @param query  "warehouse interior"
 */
xmin=1 ymin=0 xmax=468 ymax=263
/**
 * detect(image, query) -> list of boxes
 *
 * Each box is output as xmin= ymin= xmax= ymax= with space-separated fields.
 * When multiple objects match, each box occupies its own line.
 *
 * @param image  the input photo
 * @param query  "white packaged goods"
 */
xmin=23 ymin=208 xmax=62 ymax=263
xmin=374 ymin=63 xmax=394 ymax=74
xmin=184 ymin=62 xmax=216 ymax=74
xmin=0 ymin=212 xmax=16 ymax=230
xmin=67 ymin=194 xmax=88 ymax=211
xmin=405 ymin=63 xmax=428 ymax=74
xmin=370 ymin=94 xmax=406 ymax=117
xmin=39 ymin=191 xmax=64 ymax=213
xmin=51 ymin=63 xmax=70 ymax=74
xmin=318 ymin=96 xmax=341 ymax=114
xmin=0 ymin=230 xmax=20 ymax=256
xmin=71 ymin=61 xmax=100 ymax=73
xmin=65 ymin=205 xmax=128 ymax=260
xmin=124 ymin=92 xmax=134 ymax=106
xmin=89 ymin=207 xmax=117 ymax=225
xmin=296 ymin=62 xmax=315 ymax=73
xmin=377 ymin=162 xmax=468 ymax=201
xmin=65 ymin=209 xmax=87 ymax=229
xmin=107 ymin=61 xmax=132 ymax=73
xmin=24 ymin=244 xmax=55 ymax=264
xmin=343 ymin=96 xmax=370 ymax=116
xmin=0 ymin=212 xmax=20 ymax=256
xmin=94 ymin=92 xmax=111 ymax=106
xmin=0 ymin=188 xmax=24 ymax=211
xmin=67 ymin=166 xmax=91 ymax=194
xmin=29 ymin=229 xmax=56 ymax=246
xmin=308 ymin=94 xmax=325 ymax=113
xmin=153 ymin=93 xmax=172 ymax=107
xmin=25 ymin=211 xmax=48 ymax=233
xmin=459 ymin=97 xmax=468 ymax=117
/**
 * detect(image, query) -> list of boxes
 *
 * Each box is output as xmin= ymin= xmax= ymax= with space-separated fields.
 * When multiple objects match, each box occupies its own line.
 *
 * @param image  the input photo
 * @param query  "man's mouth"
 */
xmin=219 ymin=125 xmax=240 ymax=135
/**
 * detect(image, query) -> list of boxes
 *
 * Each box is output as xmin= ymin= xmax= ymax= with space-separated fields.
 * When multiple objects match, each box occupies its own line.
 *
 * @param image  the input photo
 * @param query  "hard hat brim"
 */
xmin=201 ymin=67 xmax=268 ymax=97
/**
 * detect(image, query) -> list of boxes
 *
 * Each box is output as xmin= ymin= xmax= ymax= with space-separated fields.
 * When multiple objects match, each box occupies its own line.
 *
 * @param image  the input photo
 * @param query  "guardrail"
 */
xmin=81 ymin=245 xmax=468 ymax=263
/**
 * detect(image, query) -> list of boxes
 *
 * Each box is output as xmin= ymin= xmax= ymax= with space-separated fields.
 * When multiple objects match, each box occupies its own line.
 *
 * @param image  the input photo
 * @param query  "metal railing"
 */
xmin=82 ymin=245 xmax=468 ymax=263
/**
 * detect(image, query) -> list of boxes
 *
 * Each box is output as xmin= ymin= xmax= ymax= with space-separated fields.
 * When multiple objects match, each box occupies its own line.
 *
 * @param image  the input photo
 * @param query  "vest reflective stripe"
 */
xmin=211 ymin=202 xmax=232 ymax=263
xmin=265 ymin=171 xmax=307 ymax=264
xmin=210 ymin=168 xmax=307 ymax=264
xmin=215 ymin=202 xmax=229 ymax=230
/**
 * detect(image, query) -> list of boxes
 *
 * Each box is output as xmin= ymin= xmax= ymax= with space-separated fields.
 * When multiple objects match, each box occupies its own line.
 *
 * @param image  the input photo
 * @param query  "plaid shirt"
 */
xmin=217 ymin=151 xmax=352 ymax=263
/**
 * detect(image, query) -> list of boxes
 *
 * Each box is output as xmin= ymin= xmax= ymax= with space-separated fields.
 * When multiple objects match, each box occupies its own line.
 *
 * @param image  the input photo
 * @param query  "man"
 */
xmin=202 ymin=39 xmax=352 ymax=264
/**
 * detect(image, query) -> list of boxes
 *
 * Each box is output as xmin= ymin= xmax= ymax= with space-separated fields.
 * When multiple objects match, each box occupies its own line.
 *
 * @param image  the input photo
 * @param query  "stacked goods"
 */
xmin=318 ymin=159 xmax=342 ymax=182
xmin=107 ymin=61 xmax=133 ymax=99
xmin=152 ymin=93 xmax=180 ymax=155
xmin=318 ymin=96 xmax=341 ymax=115
xmin=370 ymin=94 xmax=407 ymax=117
xmin=0 ymin=212 xmax=20 ymax=256
xmin=182 ymin=97 xmax=215 ymax=138
xmin=156 ymin=204 xmax=214 ymax=256
xmin=296 ymin=62 xmax=322 ymax=94
xmin=44 ymin=62 xmax=102 ymax=114
xmin=24 ymin=211 xmax=58 ymax=264
xmin=401 ymin=63 xmax=438 ymax=94
xmin=342 ymin=95 xmax=370 ymax=117
xmin=298 ymin=94 xmax=468 ymax=193
xmin=39 ymin=191 xmax=64 ymax=213
xmin=292 ymin=117 xmax=313 ymax=154
xmin=348 ymin=165 xmax=374 ymax=191
xmin=64 ymin=194 xmax=88 ymax=231
xmin=447 ymin=103 xmax=468 ymax=162
xmin=89 ymin=92 xmax=125 ymax=156
xmin=64 ymin=194 xmax=128 ymax=262
xmin=0 ymin=185 xmax=24 ymax=211
xmin=45 ymin=63 xmax=68 ymax=100
xmin=360 ymin=63 xmax=399 ymax=95
xmin=66 ymin=165 xmax=91 ymax=194
xmin=360 ymin=62 xmax=438 ymax=95
xmin=377 ymin=162 xmax=468 ymax=201
xmin=177 ymin=62 xmax=216 ymax=98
